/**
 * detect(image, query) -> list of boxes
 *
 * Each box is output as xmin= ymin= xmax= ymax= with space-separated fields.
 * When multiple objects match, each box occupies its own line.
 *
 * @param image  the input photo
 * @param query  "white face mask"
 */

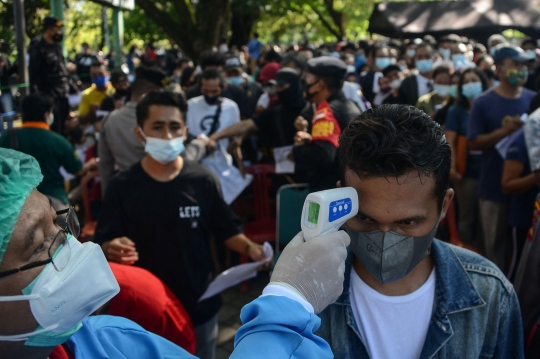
xmin=390 ymin=78 xmax=403 ymax=89
xmin=139 ymin=127 xmax=185 ymax=164
xmin=47 ymin=112 xmax=54 ymax=127
xmin=0 ymin=235 xmax=119 ymax=343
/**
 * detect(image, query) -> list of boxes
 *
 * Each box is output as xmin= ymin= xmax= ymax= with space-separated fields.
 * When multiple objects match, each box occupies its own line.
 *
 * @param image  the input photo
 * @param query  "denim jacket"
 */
xmin=316 ymin=239 xmax=524 ymax=359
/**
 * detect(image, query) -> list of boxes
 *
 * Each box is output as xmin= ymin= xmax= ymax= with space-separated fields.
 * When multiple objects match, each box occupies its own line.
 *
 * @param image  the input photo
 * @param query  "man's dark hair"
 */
xmin=339 ymin=104 xmax=450 ymax=210
xmin=199 ymin=50 xmax=226 ymax=69
xmin=367 ymin=43 xmax=387 ymax=58
xmin=320 ymin=75 xmax=343 ymax=93
xmin=522 ymin=37 xmax=537 ymax=49
xmin=200 ymin=68 xmax=225 ymax=87
xmin=281 ymin=54 xmax=307 ymax=72
xmin=22 ymin=94 xmax=53 ymax=123
xmin=253 ymin=32 xmax=259 ymax=38
xmin=382 ymin=64 xmax=401 ymax=77
xmin=132 ymin=79 xmax=161 ymax=98
xmin=136 ymin=90 xmax=187 ymax=128
xmin=417 ymin=42 xmax=433 ymax=53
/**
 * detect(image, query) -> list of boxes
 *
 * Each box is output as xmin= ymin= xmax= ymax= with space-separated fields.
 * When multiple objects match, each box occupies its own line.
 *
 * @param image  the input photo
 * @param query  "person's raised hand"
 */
xmin=294 ymin=116 xmax=309 ymax=132
xmin=104 ymin=237 xmax=139 ymax=265
xmin=270 ymin=230 xmax=350 ymax=314
xmin=294 ymin=131 xmax=312 ymax=146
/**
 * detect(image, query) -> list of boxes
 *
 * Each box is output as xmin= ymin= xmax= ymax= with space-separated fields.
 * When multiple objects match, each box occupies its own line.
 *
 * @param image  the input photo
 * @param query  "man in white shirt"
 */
xmin=316 ymin=104 xmax=524 ymax=358
xmin=186 ymin=68 xmax=240 ymax=151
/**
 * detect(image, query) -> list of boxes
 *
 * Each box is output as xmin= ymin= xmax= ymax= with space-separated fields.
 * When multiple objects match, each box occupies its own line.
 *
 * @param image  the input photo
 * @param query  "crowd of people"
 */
xmin=1 ymin=12 xmax=540 ymax=359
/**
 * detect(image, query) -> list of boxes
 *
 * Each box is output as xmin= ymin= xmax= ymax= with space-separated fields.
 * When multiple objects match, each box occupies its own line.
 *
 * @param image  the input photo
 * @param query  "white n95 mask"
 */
xmin=139 ymin=127 xmax=185 ymax=164
xmin=0 ymin=234 xmax=119 ymax=345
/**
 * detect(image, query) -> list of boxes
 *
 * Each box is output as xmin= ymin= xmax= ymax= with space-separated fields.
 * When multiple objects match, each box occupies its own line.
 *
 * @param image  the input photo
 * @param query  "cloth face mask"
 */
xmin=346 ymin=218 xmax=439 ymax=284
xmin=0 ymin=234 xmax=119 ymax=345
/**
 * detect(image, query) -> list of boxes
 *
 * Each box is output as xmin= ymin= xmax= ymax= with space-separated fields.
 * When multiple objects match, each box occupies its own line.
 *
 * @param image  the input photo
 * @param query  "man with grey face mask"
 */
xmin=315 ymin=104 xmax=524 ymax=358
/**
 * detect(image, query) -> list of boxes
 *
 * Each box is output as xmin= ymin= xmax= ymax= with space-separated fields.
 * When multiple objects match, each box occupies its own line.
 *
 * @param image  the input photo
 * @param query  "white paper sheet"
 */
xmin=68 ymin=93 xmax=82 ymax=107
xmin=202 ymin=146 xmax=253 ymax=204
xmin=273 ymin=145 xmax=295 ymax=174
xmin=199 ymin=242 xmax=273 ymax=302
xmin=496 ymin=113 xmax=528 ymax=159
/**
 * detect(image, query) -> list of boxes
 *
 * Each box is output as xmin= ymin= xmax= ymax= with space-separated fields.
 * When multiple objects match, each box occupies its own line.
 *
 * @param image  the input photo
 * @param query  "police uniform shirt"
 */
xmin=29 ymin=39 xmax=69 ymax=97
xmin=94 ymin=160 xmax=243 ymax=326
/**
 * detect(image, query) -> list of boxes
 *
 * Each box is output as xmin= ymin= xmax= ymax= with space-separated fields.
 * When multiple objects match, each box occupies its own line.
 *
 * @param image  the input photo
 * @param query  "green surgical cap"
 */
xmin=0 ymin=148 xmax=43 ymax=263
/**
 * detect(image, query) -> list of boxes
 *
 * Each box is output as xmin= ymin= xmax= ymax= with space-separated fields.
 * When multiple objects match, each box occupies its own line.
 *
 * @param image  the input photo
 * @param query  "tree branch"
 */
xmin=306 ymin=3 xmax=341 ymax=39
xmin=135 ymin=0 xmax=188 ymax=49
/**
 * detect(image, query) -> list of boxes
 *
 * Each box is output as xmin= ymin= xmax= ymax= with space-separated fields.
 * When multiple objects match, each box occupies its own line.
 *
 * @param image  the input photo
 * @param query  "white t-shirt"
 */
xmin=186 ymin=96 xmax=240 ymax=150
xmin=350 ymin=267 xmax=436 ymax=359
xmin=416 ymin=73 xmax=433 ymax=99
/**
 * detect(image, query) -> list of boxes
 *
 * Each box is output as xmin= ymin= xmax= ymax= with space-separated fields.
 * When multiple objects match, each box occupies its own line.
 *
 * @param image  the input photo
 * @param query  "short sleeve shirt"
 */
xmin=468 ymin=88 xmax=536 ymax=201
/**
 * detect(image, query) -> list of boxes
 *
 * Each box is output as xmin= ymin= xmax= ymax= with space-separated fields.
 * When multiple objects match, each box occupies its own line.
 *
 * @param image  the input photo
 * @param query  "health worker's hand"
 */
xmin=270 ymin=230 xmax=350 ymax=314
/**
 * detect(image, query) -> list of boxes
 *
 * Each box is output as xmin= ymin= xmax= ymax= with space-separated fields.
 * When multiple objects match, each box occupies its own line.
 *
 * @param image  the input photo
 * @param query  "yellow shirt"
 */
xmin=78 ymin=83 xmax=115 ymax=115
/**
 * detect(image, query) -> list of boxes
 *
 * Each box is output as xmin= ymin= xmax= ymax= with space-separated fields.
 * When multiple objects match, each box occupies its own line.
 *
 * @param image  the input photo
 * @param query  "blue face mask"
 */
xmin=439 ymin=48 xmax=451 ymax=60
xmin=448 ymin=84 xmax=458 ymax=98
xmin=406 ymin=49 xmax=416 ymax=58
xmin=227 ymin=76 xmax=244 ymax=86
xmin=452 ymin=54 xmax=467 ymax=65
xmin=416 ymin=59 xmax=433 ymax=74
xmin=434 ymin=84 xmax=451 ymax=97
xmin=375 ymin=57 xmax=391 ymax=71
xmin=490 ymin=46 xmax=498 ymax=57
xmin=91 ymin=75 xmax=109 ymax=88
xmin=462 ymin=82 xmax=483 ymax=99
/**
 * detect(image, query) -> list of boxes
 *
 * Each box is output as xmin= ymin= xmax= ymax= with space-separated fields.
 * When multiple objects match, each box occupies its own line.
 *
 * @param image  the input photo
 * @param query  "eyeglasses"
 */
xmin=0 ymin=207 xmax=80 ymax=279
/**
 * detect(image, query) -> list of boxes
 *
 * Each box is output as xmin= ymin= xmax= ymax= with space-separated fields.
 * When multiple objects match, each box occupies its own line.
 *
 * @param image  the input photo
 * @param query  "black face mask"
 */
xmin=204 ymin=95 xmax=219 ymax=105
xmin=277 ymin=85 xmax=299 ymax=106
xmin=115 ymin=89 xmax=129 ymax=97
xmin=302 ymin=80 xmax=320 ymax=101
xmin=53 ymin=33 xmax=64 ymax=43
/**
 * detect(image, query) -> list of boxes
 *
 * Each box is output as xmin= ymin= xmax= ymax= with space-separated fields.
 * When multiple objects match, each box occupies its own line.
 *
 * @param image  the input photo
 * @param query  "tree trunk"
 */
xmin=230 ymin=7 xmax=260 ymax=49
xmin=135 ymin=0 xmax=231 ymax=61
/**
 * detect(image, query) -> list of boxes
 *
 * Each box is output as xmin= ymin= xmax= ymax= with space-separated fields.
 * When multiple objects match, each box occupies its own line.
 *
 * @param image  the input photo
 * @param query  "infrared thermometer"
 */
xmin=301 ymin=187 xmax=359 ymax=241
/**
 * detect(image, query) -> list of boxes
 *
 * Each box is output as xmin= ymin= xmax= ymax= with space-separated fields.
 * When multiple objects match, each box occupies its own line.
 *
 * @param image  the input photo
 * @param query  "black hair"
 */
xmin=281 ymin=54 xmax=307 ymax=71
xmin=319 ymin=75 xmax=343 ymax=93
xmin=253 ymin=32 xmax=259 ymax=38
xmin=456 ymin=68 xmax=489 ymax=111
xmin=522 ymin=37 xmax=537 ymax=48
xmin=367 ymin=43 xmax=387 ymax=58
xmin=432 ymin=65 xmax=451 ymax=81
xmin=136 ymin=90 xmax=187 ymax=127
xmin=22 ymin=94 xmax=53 ymax=123
xmin=132 ymin=78 xmax=161 ymax=98
xmin=264 ymin=49 xmax=283 ymax=64
xmin=180 ymin=67 xmax=196 ymax=88
xmin=200 ymin=68 xmax=225 ymax=87
xmin=339 ymin=104 xmax=450 ymax=211
xmin=199 ymin=50 xmax=226 ymax=69
xmin=382 ymin=64 xmax=401 ymax=77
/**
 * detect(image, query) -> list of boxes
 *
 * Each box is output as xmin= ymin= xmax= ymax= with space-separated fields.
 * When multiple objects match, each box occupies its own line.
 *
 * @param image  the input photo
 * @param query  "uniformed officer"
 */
xmin=29 ymin=16 xmax=70 ymax=134
xmin=291 ymin=56 xmax=361 ymax=191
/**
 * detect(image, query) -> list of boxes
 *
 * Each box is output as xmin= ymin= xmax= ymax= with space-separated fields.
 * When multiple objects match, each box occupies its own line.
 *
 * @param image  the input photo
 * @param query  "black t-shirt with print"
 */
xmin=94 ymin=160 xmax=243 ymax=325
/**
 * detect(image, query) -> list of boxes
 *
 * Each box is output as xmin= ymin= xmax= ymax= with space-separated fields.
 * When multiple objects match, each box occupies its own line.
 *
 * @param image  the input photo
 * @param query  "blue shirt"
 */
xmin=66 ymin=315 xmax=195 ymax=358
xmin=468 ymin=88 xmax=535 ymax=201
xmin=247 ymin=39 xmax=263 ymax=60
xmin=445 ymin=104 xmax=482 ymax=178
xmin=316 ymin=240 xmax=524 ymax=359
xmin=506 ymin=133 xmax=539 ymax=229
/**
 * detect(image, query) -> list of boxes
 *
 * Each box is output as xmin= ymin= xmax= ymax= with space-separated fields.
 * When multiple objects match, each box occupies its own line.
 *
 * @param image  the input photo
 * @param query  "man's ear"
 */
xmin=134 ymin=126 xmax=145 ymax=143
xmin=439 ymin=188 xmax=455 ymax=220
xmin=336 ymin=180 xmax=342 ymax=188
xmin=184 ymin=125 xmax=190 ymax=140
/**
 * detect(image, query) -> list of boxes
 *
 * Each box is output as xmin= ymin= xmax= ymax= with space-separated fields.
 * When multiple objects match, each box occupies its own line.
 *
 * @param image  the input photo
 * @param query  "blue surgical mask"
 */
xmin=439 ymin=48 xmax=451 ymax=60
xmin=139 ymin=127 xmax=185 ymax=164
xmin=406 ymin=49 xmax=416 ymax=58
xmin=452 ymin=54 xmax=467 ymax=65
xmin=375 ymin=57 xmax=391 ymax=71
xmin=490 ymin=47 xmax=498 ymax=57
xmin=416 ymin=59 xmax=433 ymax=73
xmin=526 ymin=49 xmax=537 ymax=60
xmin=462 ymin=82 xmax=483 ymax=99
xmin=434 ymin=84 xmax=451 ymax=97
xmin=448 ymin=84 xmax=458 ymax=98
xmin=227 ymin=76 xmax=244 ymax=86
xmin=91 ymin=75 xmax=109 ymax=88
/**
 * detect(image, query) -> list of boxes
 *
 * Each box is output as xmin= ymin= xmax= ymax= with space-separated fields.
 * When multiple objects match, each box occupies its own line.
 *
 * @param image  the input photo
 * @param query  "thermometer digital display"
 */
xmin=301 ymin=187 xmax=359 ymax=241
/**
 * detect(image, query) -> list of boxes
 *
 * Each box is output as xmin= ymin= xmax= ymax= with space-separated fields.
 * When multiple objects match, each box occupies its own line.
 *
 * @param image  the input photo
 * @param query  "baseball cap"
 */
xmin=306 ymin=56 xmax=347 ymax=79
xmin=274 ymin=68 xmax=300 ymax=86
xmin=493 ymin=44 xmax=534 ymax=64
